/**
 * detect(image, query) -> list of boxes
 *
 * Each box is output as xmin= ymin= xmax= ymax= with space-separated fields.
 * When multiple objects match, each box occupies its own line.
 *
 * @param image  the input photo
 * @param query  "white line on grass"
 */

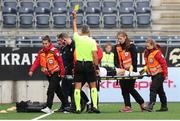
xmin=31 ymin=109 xmax=58 ymax=120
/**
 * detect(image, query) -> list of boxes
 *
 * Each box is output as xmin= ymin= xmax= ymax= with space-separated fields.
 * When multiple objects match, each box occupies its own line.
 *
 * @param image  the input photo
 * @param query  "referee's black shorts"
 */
xmin=74 ymin=61 xmax=96 ymax=83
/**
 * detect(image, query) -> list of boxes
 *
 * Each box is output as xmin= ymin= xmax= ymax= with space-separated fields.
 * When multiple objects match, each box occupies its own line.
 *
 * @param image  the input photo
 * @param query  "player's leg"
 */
xmin=74 ymin=61 xmax=83 ymax=113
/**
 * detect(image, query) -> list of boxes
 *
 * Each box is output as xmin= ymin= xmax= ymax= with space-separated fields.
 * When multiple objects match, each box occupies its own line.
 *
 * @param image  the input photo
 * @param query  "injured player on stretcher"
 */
xmin=99 ymin=67 xmax=141 ymax=77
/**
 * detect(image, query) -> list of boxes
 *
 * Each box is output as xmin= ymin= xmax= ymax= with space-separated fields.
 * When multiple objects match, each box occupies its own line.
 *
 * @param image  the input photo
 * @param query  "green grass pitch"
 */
xmin=0 ymin=103 xmax=180 ymax=120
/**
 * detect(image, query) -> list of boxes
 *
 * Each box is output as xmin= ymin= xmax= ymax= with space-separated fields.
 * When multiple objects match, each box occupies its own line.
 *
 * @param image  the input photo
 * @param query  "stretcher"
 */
xmin=98 ymin=67 xmax=148 ymax=80
xmin=98 ymin=75 xmax=148 ymax=80
xmin=64 ymin=67 xmax=148 ymax=80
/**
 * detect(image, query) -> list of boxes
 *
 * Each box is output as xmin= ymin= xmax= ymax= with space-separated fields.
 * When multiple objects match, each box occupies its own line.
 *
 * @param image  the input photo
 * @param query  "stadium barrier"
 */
xmin=0 ymin=46 xmax=180 ymax=103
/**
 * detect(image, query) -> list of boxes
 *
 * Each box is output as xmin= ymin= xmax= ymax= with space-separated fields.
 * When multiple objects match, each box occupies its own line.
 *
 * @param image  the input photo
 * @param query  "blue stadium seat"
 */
xmin=119 ymin=6 xmax=134 ymax=14
xmin=19 ymin=0 xmax=34 ymax=14
xmin=36 ymin=15 xmax=50 ymax=28
xmin=19 ymin=7 xmax=34 ymax=14
xmin=0 ymin=36 xmax=5 ymax=47
xmin=35 ymin=7 xmax=51 ymax=15
xmin=3 ymin=14 xmax=17 ymax=27
xmin=119 ymin=0 xmax=134 ymax=7
xmin=102 ymin=0 xmax=117 ymax=8
xmin=136 ymin=13 xmax=151 ymax=27
xmin=86 ymin=7 xmax=101 ymax=14
xmin=20 ymin=0 xmax=34 ymax=9
xmin=85 ymin=14 xmax=101 ymax=28
xmin=119 ymin=0 xmax=134 ymax=15
xmin=52 ymin=14 xmax=67 ymax=28
xmin=3 ymin=0 xmax=17 ymax=9
xmin=86 ymin=0 xmax=101 ymax=7
xmin=103 ymin=15 xmax=117 ymax=28
xmin=102 ymin=7 xmax=118 ymax=15
xmin=136 ymin=0 xmax=151 ymax=14
xmin=136 ymin=7 xmax=151 ymax=14
xmin=52 ymin=7 xmax=68 ymax=14
xmin=136 ymin=0 xmax=150 ymax=8
xmin=28 ymin=36 xmax=42 ymax=41
xmin=16 ymin=36 xmax=32 ymax=47
xmin=53 ymin=0 xmax=67 ymax=7
xmin=152 ymin=36 xmax=168 ymax=41
xmin=85 ymin=2 xmax=101 ymax=28
xmin=36 ymin=0 xmax=51 ymax=8
xmin=2 ymin=7 xmax=17 ymax=14
xmin=70 ymin=14 xmax=84 ymax=28
xmin=120 ymin=14 xmax=134 ymax=28
xmin=102 ymin=7 xmax=118 ymax=28
xmin=19 ymin=14 xmax=34 ymax=28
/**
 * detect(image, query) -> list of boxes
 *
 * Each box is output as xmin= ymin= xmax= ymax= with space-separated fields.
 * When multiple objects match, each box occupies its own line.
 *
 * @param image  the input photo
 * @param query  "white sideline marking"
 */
xmin=31 ymin=109 xmax=58 ymax=120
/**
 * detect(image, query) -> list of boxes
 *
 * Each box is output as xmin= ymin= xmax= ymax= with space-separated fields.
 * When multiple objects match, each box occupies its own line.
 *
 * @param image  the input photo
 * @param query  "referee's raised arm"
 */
xmin=72 ymin=11 xmax=77 ymax=33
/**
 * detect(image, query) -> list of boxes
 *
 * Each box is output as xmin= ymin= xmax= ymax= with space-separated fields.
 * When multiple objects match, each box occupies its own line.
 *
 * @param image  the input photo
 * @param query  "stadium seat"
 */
xmin=3 ymin=0 xmax=17 ymax=9
xmin=136 ymin=7 xmax=151 ymax=14
xmin=119 ymin=6 xmax=134 ymax=14
xmin=119 ymin=0 xmax=134 ymax=15
xmin=16 ymin=36 xmax=32 ymax=47
xmin=136 ymin=13 xmax=151 ymax=27
xmin=85 ymin=7 xmax=101 ymax=14
xmin=86 ymin=0 xmax=101 ymax=7
xmin=120 ymin=14 xmax=134 ymax=28
xmin=35 ymin=7 xmax=50 ymax=15
xmin=28 ymin=36 xmax=42 ymax=41
xmin=102 ymin=7 xmax=118 ymax=28
xmin=102 ymin=7 xmax=118 ymax=15
xmin=52 ymin=14 xmax=67 ymax=28
xmin=103 ymin=15 xmax=117 ymax=28
xmin=136 ymin=0 xmax=151 ymax=14
xmin=3 ymin=14 xmax=17 ymax=27
xmin=102 ymin=0 xmax=117 ymax=8
xmin=0 ymin=37 xmax=6 ymax=47
xmin=19 ymin=7 xmax=34 ymax=15
xmin=85 ymin=1 xmax=101 ymax=28
xmin=136 ymin=0 xmax=150 ymax=8
xmin=19 ymin=0 xmax=34 ymax=14
xmin=52 ymin=1 xmax=68 ymax=28
xmin=119 ymin=0 xmax=134 ymax=7
xmin=53 ymin=0 xmax=67 ymax=7
xmin=70 ymin=14 xmax=84 ymax=28
xmin=19 ymin=14 xmax=34 ymax=28
xmin=2 ymin=7 xmax=17 ymax=14
xmin=36 ymin=0 xmax=51 ymax=8
xmin=36 ymin=15 xmax=50 ymax=28
xmin=52 ymin=7 xmax=68 ymax=14
xmin=19 ymin=0 xmax=34 ymax=9
xmin=85 ymin=14 xmax=101 ymax=28
xmin=152 ymin=36 xmax=164 ymax=41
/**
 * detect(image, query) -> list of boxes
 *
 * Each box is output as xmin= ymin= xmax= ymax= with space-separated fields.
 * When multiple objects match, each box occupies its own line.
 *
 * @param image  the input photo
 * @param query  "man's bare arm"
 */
xmin=72 ymin=12 xmax=78 ymax=33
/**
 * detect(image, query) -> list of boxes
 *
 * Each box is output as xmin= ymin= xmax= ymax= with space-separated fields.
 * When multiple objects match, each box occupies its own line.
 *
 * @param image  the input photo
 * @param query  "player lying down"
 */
xmin=99 ymin=67 xmax=141 ymax=77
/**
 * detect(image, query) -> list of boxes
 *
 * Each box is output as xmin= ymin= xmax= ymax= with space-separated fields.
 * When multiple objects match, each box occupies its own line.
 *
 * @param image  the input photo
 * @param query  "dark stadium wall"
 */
xmin=0 ymin=46 xmax=179 ymax=80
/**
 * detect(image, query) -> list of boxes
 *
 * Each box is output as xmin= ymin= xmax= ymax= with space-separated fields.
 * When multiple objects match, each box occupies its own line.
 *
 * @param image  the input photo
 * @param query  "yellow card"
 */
xmin=74 ymin=4 xmax=79 ymax=11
